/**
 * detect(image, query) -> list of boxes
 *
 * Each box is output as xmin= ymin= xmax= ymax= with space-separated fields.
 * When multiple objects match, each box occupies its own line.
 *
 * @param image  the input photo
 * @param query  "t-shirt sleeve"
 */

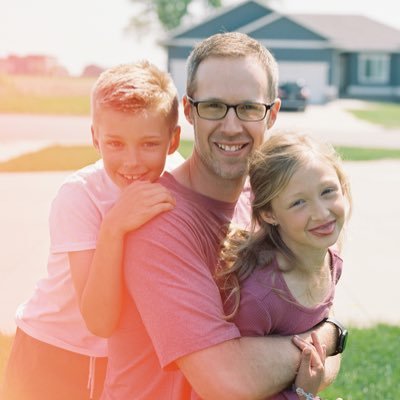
xmin=124 ymin=211 xmax=241 ymax=369
xmin=49 ymin=182 xmax=101 ymax=253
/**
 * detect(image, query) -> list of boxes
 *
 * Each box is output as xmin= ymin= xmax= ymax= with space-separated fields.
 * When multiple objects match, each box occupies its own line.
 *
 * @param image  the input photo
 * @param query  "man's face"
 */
xmin=184 ymin=56 xmax=280 ymax=181
xmin=92 ymin=107 xmax=179 ymax=189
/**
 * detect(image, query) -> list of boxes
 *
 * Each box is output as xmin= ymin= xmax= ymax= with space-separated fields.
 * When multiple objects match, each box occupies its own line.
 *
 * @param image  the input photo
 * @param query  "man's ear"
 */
xmin=91 ymin=125 xmax=100 ymax=152
xmin=183 ymin=95 xmax=194 ymax=125
xmin=267 ymin=98 xmax=281 ymax=129
xmin=168 ymin=125 xmax=181 ymax=155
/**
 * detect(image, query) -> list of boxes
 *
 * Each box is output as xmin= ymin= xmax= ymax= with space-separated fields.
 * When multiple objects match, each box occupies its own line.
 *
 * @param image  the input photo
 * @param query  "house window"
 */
xmin=358 ymin=54 xmax=390 ymax=84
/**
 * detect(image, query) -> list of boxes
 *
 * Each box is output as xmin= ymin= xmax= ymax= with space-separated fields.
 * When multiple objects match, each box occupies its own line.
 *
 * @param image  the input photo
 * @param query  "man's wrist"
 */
xmin=322 ymin=317 xmax=348 ymax=356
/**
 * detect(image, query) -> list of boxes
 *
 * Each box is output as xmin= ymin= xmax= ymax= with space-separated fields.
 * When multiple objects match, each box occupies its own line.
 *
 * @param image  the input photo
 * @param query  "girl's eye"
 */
xmin=290 ymin=199 xmax=305 ymax=208
xmin=322 ymin=187 xmax=336 ymax=196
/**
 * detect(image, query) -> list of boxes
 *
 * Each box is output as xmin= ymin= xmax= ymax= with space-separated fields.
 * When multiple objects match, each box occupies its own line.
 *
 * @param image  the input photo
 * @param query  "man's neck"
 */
xmin=172 ymin=158 xmax=245 ymax=203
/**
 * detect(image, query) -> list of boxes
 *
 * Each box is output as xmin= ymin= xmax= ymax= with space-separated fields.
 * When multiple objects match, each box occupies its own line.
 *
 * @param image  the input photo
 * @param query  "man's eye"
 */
xmin=240 ymin=103 xmax=259 ymax=111
xmin=204 ymin=102 xmax=224 ymax=109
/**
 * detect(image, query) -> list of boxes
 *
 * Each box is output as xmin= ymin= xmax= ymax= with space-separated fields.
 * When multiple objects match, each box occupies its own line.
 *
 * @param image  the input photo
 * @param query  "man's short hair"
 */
xmin=186 ymin=32 xmax=279 ymax=103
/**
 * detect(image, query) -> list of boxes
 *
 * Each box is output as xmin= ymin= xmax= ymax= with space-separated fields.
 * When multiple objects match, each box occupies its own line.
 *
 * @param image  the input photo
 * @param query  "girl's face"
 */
xmin=267 ymin=157 xmax=346 ymax=255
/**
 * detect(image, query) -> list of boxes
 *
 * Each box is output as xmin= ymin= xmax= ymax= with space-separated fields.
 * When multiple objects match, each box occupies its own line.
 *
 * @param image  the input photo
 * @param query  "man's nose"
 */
xmin=220 ymin=107 xmax=242 ymax=135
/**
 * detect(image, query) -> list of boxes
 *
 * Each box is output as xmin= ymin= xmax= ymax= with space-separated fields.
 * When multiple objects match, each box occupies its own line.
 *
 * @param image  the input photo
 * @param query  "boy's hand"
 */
xmin=104 ymin=181 xmax=176 ymax=237
xmin=293 ymin=331 xmax=326 ymax=398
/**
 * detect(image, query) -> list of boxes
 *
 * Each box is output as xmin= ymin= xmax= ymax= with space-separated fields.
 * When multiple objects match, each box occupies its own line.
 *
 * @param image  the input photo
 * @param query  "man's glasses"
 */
xmin=187 ymin=97 xmax=275 ymax=122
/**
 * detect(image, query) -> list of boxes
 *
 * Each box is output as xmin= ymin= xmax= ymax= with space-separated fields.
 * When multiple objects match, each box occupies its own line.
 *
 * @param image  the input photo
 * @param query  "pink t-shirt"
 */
xmin=16 ymin=153 xmax=184 ymax=357
xmin=230 ymin=249 xmax=343 ymax=400
xmin=232 ymin=249 xmax=343 ymax=336
xmin=102 ymin=172 xmax=252 ymax=399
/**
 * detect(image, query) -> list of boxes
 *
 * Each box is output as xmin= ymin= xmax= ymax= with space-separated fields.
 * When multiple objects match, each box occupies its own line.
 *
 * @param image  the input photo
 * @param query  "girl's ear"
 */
xmin=261 ymin=210 xmax=278 ymax=226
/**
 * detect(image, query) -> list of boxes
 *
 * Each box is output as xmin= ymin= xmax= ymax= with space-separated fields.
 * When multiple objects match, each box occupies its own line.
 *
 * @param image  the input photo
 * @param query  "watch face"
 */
xmin=338 ymin=329 xmax=348 ymax=353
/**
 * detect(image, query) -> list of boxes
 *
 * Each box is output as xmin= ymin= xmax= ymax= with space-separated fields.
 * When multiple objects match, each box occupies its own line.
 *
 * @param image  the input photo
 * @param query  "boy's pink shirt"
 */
xmin=15 ymin=152 xmax=185 ymax=357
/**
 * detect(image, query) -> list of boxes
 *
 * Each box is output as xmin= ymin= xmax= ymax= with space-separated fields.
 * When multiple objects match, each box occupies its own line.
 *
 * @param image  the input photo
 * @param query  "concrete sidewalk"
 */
xmin=0 ymin=160 xmax=399 ymax=334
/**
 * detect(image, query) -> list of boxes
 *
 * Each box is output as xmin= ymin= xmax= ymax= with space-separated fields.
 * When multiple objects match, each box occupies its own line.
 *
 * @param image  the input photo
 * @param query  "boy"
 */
xmin=2 ymin=61 xmax=183 ymax=400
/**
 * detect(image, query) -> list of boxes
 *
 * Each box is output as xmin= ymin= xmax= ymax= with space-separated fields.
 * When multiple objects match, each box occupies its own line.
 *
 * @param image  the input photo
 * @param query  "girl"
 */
xmin=217 ymin=131 xmax=352 ymax=400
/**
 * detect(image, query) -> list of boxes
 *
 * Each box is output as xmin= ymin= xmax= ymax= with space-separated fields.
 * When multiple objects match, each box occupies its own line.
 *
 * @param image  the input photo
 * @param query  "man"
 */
xmin=102 ymin=32 xmax=342 ymax=400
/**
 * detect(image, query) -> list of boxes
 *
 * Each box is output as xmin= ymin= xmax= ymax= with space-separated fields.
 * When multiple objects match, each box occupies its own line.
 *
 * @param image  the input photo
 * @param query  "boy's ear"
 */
xmin=91 ymin=125 xmax=100 ymax=151
xmin=168 ymin=125 xmax=181 ymax=155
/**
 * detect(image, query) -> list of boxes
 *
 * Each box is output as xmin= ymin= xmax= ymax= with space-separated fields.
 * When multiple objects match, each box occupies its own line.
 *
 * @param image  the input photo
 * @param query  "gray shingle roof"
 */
xmin=290 ymin=14 xmax=400 ymax=51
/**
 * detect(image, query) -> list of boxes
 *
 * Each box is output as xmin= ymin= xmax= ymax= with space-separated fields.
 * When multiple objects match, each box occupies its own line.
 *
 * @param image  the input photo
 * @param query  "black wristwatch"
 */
xmin=323 ymin=317 xmax=348 ymax=355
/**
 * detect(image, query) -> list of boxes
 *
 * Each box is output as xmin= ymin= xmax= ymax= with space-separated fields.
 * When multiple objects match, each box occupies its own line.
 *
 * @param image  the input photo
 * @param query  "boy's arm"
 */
xmin=70 ymin=181 xmax=175 ymax=337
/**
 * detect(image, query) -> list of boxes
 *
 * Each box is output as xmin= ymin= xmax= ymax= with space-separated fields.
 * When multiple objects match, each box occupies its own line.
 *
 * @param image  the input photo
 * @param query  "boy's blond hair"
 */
xmin=91 ymin=60 xmax=179 ymax=131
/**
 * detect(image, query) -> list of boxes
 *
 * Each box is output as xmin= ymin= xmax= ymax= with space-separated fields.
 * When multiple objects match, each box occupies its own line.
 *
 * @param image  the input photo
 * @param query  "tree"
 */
xmin=128 ymin=0 xmax=222 ymax=32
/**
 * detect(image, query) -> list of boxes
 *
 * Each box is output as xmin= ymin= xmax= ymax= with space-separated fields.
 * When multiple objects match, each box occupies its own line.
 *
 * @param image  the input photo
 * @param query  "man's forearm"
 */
xmin=178 ymin=335 xmax=300 ymax=400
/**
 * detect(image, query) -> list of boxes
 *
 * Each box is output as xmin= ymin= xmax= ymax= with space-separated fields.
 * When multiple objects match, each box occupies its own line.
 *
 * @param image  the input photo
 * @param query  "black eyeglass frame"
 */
xmin=187 ymin=96 xmax=275 ymax=122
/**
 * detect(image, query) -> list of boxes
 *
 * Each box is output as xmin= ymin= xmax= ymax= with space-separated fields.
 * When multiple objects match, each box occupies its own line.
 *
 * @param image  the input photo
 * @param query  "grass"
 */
xmin=0 ymin=333 xmax=13 ymax=384
xmin=347 ymin=102 xmax=400 ymax=129
xmin=1 ymin=141 xmax=400 ymax=173
xmin=1 ymin=325 xmax=399 ymax=397
xmin=0 ymin=73 xmax=95 ymax=115
xmin=320 ymin=324 xmax=400 ymax=400
xmin=335 ymin=146 xmax=400 ymax=161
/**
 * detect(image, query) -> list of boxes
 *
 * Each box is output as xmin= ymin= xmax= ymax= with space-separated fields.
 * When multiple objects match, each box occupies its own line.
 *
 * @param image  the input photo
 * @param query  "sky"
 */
xmin=2 ymin=0 xmax=400 ymax=76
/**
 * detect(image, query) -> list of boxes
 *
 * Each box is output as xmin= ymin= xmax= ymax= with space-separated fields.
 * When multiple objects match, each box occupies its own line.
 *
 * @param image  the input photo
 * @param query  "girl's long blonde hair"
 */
xmin=216 ymin=131 xmax=352 ymax=318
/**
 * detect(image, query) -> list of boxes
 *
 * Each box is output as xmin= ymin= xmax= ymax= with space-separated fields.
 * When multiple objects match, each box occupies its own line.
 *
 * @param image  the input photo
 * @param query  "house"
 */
xmin=162 ymin=0 xmax=400 ymax=103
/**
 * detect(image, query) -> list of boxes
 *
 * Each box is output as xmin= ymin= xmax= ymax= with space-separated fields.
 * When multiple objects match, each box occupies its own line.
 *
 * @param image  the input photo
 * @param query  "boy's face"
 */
xmin=91 ymin=107 xmax=180 ymax=189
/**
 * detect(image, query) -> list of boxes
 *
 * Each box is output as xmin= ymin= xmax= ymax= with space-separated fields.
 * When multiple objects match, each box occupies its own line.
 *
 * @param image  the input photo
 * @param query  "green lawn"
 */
xmin=347 ymin=102 xmax=400 ymax=129
xmin=320 ymin=324 xmax=400 ymax=400
xmin=1 ymin=141 xmax=400 ymax=173
xmin=1 ymin=325 xmax=399 ymax=398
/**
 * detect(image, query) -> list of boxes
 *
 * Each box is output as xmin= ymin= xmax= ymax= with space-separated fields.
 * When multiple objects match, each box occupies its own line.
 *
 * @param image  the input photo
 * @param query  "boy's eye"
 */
xmin=143 ymin=142 xmax=160 ymax=148
xmin=108 ymin=141 xmax=122 ymax=147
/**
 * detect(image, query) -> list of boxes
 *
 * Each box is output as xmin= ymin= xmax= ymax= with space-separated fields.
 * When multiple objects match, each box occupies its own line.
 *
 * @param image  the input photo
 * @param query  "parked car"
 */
xmin=278 ymin=80 xmax=310 ymax=111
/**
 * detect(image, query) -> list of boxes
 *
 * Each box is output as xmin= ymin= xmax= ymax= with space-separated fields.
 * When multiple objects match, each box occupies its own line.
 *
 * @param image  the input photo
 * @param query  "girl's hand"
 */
xmin=103 ymin=181 xmax=176 ymax=237
xmin=294 ymin=331 xmax=326 ymax=399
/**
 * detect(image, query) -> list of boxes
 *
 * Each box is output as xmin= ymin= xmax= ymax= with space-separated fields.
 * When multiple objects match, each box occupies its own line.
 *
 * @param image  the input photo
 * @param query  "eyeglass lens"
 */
xmin=196 ymin=101 xmax=267 ymax=121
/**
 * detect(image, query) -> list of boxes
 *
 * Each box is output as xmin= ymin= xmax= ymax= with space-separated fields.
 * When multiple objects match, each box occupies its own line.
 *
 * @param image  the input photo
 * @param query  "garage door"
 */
xmin=278 ymin=62 xmax=329 ymax=104
xmin=170 ymin=59 xmax=187 ymax=98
